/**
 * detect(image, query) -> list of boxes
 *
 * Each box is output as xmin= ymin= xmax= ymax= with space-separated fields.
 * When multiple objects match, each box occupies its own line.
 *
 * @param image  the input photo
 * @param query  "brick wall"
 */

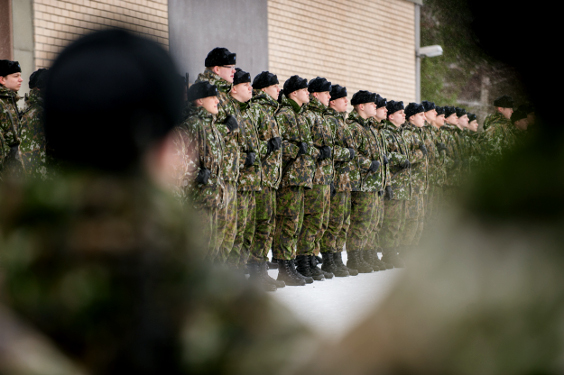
xmin=268 ymin=0 xmax=416 ymax=104
xmin=34 ymin=0 xmax=169 ymax=69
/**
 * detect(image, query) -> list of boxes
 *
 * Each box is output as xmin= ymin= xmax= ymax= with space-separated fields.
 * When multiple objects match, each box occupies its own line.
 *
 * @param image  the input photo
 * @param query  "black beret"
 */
xmin=455 ymin=107 xmax=467 ymax=117
xmin=0 ymin=60 xmax=21 ymax=76
xmin=308 ymin=77 xmax=332 ymax=93
xmin=330 ymin=84 xmax=347 ymax=101
xmin=375 ymin=94 xmax=387 ymax=108
xmin=405 ymin=102 xmax=425 ymax=119
xmin=435 ymin=106 xmax=445 ymax=116
xmin=511 ymin=109 xmax=527 ymax=122
xmin=422 ymin=100 xmax=436 ymax=112
xmin=205 ymin=47 xmax=236 ymax=68
xmin=29 ymin=68 xmax=49 ymax=90
xmin=468 ymin=113 xmax=477 ymax=122
xmin=444 ymin=106 xmax=458 ymax=118
xmin=386 ymin=100 xmax=404 ymax=115
xmin=518 ymin=102 xmax=534 ymax=114
xmin=252 ymin=71 xmax=278 ymax=90
xmin=493 ymin=95 xmax=514 ymax=108
xmin=283 ymin=75 xmax=308 ymax=96
xmin=233 ymin=68 xmax=251 ymax=86
xmin=351 ymin=90 xmax=376 ymax=105
xmin=187 ymin=81 xmax=218 ymax=102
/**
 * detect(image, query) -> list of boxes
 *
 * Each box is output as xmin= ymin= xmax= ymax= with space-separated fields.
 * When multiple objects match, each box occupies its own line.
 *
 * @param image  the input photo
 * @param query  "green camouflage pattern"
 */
xmin=196 ymin=69 xmax=240 ymax=183
xmin=440 ymin=123 xmax=464 ymax=186
xmin=422 ymin=123 xmax=450 ymax=186
xmin=366 ymin=193 xmax=385 ymax=251
xmin=230 ymin=190 xmax=255 ymax=265
xmin=297 ymin=184 xmax=330 ymax=256
xmin=359 ymin=118 xmax=387 ymax=192
xmin=216 ymin=182 xmax=237 ymax=261
xmin=320 ymin=191 xmax=351 ymax=253
xmin=232 ymin=98 xmax=262 ymax=191
xmin=380 ymin=198 xmax=407 ymax=249
xmin=380 ymin=120 xmax=412 ymax=200
xmin=402 ymin=123 xmax=429 ymax=194
xmin=325 ymin=107 xmax=356 ymax=192
xmin=249 ymin=187 xmax=276 ymax=262
xmin=481 ymin=112 xmax=517 ymax=163
xmin=276 ymin=94 xmax=319 ymax=188
xmin=347 ymin=191 xmax=377 ymax=252
xmin=249 ymin=90 xmax=282 ymax=189
xmin=19 ymin=88 xmax=47 ymax=180
xmin=399 ymin=191 xmax=425 ymax=248
xmin=273 ymin=185 xmax=304 ymax=260
xmin=0 ymin=85 xmax=23 ymax=180
xmin=346 ymin=111 xmax=374 ymax=191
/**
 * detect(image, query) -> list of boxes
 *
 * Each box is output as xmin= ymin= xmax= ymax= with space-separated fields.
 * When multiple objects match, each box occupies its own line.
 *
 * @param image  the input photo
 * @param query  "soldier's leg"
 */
xmin=320 ymin=191 xmax=347 ymax=254
xmin=314 ymin=185 xmax=331 ymax=257
xmin=239 ymin=192 xmax=256 ymax=266
xmin=272 ymin=186 xmax=304 ymax=261
xmin=249 ymin=187 xmax=276 ymax=263
xmin=346 ymin=191 xmax=374 ymax=273
xmin=336 ymin=191 xmax=351 ymax=253
xmin=412 ymin=191 xmax=427 ymax=249
xmin=216 ymin=183 xmax=238 ymax=262
xmin=380 ymin=198 xmax=406 ymax=266
xmin=297 ymin=184 xmax=329 ymax=256
xmin=399 ymin=193 xmax=420 ymax=251
xmin=230 ymin=190 xmax=254 ymax=266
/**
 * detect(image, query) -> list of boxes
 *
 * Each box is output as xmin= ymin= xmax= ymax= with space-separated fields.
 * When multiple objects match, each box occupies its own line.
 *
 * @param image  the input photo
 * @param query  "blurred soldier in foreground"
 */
xmin=0 ymin=29 xmax=313 ymax=375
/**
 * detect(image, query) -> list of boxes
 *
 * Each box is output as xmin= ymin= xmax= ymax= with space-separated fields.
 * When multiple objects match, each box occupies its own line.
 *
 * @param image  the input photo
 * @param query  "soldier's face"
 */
xmin=330 ymin=96 xmax=348 ymax=113
xmin=362 ymin=102 xmax=377 ymax=118
xmin=514 ymin=118 xmax=528 ymax=131
xmin=458 ymin=114 xmax=469 ymax=128
xmin=292 ymin=88 xmax=310 ymax=106
xmin=410 ymin=112 xmax=426 ymax=127
xmin=0 ymin=72 xmax=23 ymax=92
xmin=425 ymin=109 xmax=437 ymax=123
xmin=213 ymin=65 xmax=236 ymax=83
xmin=375 ymin=106 xmax=388 ymax=121
xmin=233 ymin=82 xmax=252 ymax=102
xmin=436 ymin=114 xmax=445 ymax=127
xmin=262 ymin=84 xmax=280 ymax=100
xmin=498 ymin=107 xmax=514 ymax=119
xmin=198 ymin=95 xmax=219 ymax=114
xmin=468 ymin=120 xmax=479 ymax=131
xmin=446 ymin=114 xmax=458 ymax=125
xmin=389 ymin=109 xmax=405 ymax=126
xmin=313 ymin=91 xmax=331 ymax=107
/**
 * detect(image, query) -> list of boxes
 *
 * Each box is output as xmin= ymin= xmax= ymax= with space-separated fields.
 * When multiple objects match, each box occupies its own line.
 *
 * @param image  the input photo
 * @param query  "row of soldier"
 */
xmin=172 ymin=47 xmax=529 ymax=291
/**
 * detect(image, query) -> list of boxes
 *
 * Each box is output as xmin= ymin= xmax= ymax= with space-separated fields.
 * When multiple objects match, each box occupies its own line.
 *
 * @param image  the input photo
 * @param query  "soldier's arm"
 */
xmin=329 ymin=118 xmax=350 ymax=162
xmin=351 ymin=125 xmax=372 ymax=171
xmin=276 ymin=111 xmax=299 ymax=162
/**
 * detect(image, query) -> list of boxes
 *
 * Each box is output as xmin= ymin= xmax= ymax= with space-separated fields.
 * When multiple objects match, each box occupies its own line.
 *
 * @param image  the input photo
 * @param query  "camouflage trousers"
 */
xmin=347 ymin=191 xmax=378 ymax=252
xmin=200 ymin=206 xmax=221 ymax=259
xmin=272 ymin=185 xmax=304 ymax=261
xmin=297 ymin=184 xmax=330 ymax=256
xmin=216 ymin=183 xmax=237 ymax=262
xmin=249 ymin=187 xmax=276 ymax=262
xmin=320 ymin=191 xmax=351 ymax=253
xmin=228 ymin=190 xmax=256 ymax=266
xmin=399 ymin=191 xmax=425 ymax=249
xmin=425 ymin=184 xmax=444 ymax=225
xmin=365 ymin=193 xmax=384 ymax=251
xmin=380 ymin=198 xmax=407 ymax=250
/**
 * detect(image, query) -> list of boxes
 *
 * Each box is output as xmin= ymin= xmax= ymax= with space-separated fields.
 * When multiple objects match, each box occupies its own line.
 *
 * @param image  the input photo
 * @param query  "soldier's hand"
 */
xmin=267 ymin=137 xmax=282 ymax=153
xmin=195 ymin=168 xmax=211 ymax=184
xmin=385 ymin=185 xmax=394 ymax=200
xmin=382 ymin=154 xmax=389 ymax=165
xmin=245 ymin=152 xmax=256 ymax=167
xmin=419 ymin=142 xmax=428 ymax=156
xmin=298 ymin=142 xmax=308 ymax=156
xmin=330 ymin=182 xmax=337 ymax=198
xmin=347 ymin=147 xmax=355 ymax=160
xmin=369 ymin=160 xmax=380 ymax=172
xmin=400 ymin=159 xmax=411 ymax=169
xmin=378 ymin=189 xmax=384 ymax=197
xmin=318 ymin=145 xmax=331 ymax=160
xmin=224 ymin=115 xmax=239 ymax=132
xmin=7 ymin=145 xmax=21 ymax=162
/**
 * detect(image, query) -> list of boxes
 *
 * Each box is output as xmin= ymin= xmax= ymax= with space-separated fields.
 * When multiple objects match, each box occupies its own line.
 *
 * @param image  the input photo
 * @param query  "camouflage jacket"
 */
xmin=0 ymin=85 xmax=23 ymax=179
xmin=441 ymin=123 xmax=464 ymax=186
xmin=346 ymin=111 xmax=374 ymax=192
xmin=276 ymin=94 xmax=320 ymax=188
xmin=196 ymin=70 xmax=240 ymax=183
xmin=249 ymin=90 xmax=282 ymax=189
xmin=234 ymin=98 xmax=263 ymax=191
xmin=304 ymin=97 xmax=348 ymax=186
xmin=482 ymin=112 xmax=517 ymax=162
xmin=174 ymin=105 xmax=225 ymax=210
xmin=422 ymin=123 xmax=450 ymax=186
xmin=402 ymin=123 xmax=429 ymax=194
xmin=380 ymin=120 xmax=412 ymax=200
xmin=325 ymin=107 xmax=356 ymax=192
xmin=358 ymin=118 xmax=387 ymax=193
xmin=19 ymin=88 xmax=47 ymax=180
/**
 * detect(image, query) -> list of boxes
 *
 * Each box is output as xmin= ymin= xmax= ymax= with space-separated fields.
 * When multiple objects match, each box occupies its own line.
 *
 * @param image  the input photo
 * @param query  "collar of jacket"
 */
xmin=197 ymin=69 xmax=232 ymax=94
xmin=187 ymin=103 xmax=216 ymax=121
xmin=306 ymin=95 xmax=326 ymax=113
xmin=251 ymin=89 xmax=279 ymax=110
xmin=324 ymin=106 xmax=346 ymax=121
xmin=0 ymin=84 xmax=18 ymax=99
xmin=347 ymin=110 xmax=368 ymax=126
xmin=26 ymin=88 xmax=43 ymax=107
xmin=383 ymin=120 xmax=402 ymax=132
xmin=280 ymin=94 xmax=303 ymax=114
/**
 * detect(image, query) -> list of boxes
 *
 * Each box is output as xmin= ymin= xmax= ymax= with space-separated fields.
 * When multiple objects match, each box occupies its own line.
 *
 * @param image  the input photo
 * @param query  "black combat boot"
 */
xmin=291 ymin=258 xmax=314 ymax=283
xmin=376 ymin=247 xmax=393 ymax=269
xmin=258 ymin=261 xmax=286 ymax=288
xmin=347 ymin=250 xmax=373 ymax=273
xmin=321 ymin=251 xmax=348 ymax=277
xmin=333 ymin=252 xmax=357 ymax=276
xmin=310 ymin=254 xmax=332 ymax=279
xmin=364 ymin=249 xmax=385 ymax=271
xmin=248 ymin=261 xmax=277 ymax=292
xmin=267 ymin=259 xmax=279 ymax=269
xmin=276 ymin=259 xmax=306 ymax=286
xmin=295 ymin=255 xmax=322 ymax=281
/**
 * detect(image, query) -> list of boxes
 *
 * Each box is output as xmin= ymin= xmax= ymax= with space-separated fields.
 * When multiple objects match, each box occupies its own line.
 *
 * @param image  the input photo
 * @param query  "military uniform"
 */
xmin=422 ymin=122 xmax=450 ymax=223
xmin=441 ymin=122 xmax=464 ymax=203
xmin=481 ymin=112 xmax=517 ymax=164
xmin=0 ymin=85 xmax=24 ymax=181
xmin=19 ymin=88 xmax=47 ymax=180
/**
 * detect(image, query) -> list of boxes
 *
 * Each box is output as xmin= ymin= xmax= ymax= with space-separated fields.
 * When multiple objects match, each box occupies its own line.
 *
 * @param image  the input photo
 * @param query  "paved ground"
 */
xmin=268 ymin=253 xmax=403 ymax=341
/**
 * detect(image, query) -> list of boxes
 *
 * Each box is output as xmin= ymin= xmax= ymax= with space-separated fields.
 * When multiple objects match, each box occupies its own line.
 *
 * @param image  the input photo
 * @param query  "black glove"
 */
xmin=195 ymin=168 xmax=211 ymax=184
xmin=267 ymin=137 xmax=282 ymax=153
xmin=298 ymin=142 xmax=308 ymax=156
xmin=347 ymin=147 xmax=355 ymax=160
xmin=369 ymin=160 xmax=380 ymax=172
xmin=7 ymin=145 xmax=20 ymax=162
xmin=244 ymin=152 xmax=256 ymax=167
xmin=224 ymin=115 xmax=239 ymax=132
xmin=382 ymin=154 xmax=389 ymax=165
xmin=330 ymin=182 xmax=336 ymax=198
xmin=437 ymin=142 xmax=447 ymax=152
xmin=384 ymin=186 xmax=394 ymax=200
xmin=419 ymin=142 xmax=428 ymax=156
xmin=400 ymin=159 xmax=411 ymax=169
xmin=318 ymin=146 xmax=332 ymax=161
xmin=378 ymin=189 xmax=384 ymax=197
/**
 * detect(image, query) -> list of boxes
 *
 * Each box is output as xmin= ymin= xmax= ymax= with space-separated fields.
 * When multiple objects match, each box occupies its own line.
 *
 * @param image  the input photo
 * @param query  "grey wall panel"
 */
xmin=169 ymin=0 xmax=268 ymax=83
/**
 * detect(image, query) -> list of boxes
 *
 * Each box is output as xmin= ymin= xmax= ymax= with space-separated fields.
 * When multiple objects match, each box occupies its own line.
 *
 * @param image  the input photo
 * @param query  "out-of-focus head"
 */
xmin=29 ymin=68 xmax=49 ymax=90
xmin=44 ymin=29 xmax=183 ymax=173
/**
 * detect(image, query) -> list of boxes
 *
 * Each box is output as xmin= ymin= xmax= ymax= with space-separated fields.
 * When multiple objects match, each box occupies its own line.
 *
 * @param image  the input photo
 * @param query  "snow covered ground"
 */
xmin=268 ymin=252 xmax=404 ymax=341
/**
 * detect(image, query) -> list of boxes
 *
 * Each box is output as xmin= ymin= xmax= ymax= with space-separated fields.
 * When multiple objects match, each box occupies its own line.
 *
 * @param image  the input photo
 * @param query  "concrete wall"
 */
xmin=12 ymin=0 xmax=34 ymax=99
xmin=168 ymin=0 xmax=268 ymax=83
xmin=0 ymin=0 xmax=13 ymax=60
